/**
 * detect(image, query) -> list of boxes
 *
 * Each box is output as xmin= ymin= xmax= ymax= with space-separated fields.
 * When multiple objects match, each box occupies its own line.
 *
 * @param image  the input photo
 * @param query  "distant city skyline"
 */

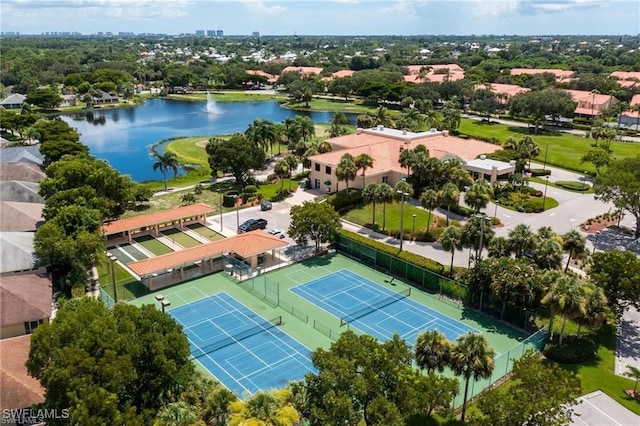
xmin=1 ymin=0 xmax=639 ymax=37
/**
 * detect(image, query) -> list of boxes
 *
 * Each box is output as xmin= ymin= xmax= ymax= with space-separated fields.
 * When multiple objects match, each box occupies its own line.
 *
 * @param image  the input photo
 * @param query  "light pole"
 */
xmin=218 ymin=190 xmax=223 ymax=232
xmin=396 ymin=190 xmax=409 ymax=251
xmin=412 ymin=214 xmax=417 ymax=241
xmin=542 ymin=176 xmax=549 ymax=211
xmin=592 ymin=231 xmax=601 ymax=255
xmin=473 ymin=213 xmax=490 ymax=265
xmin=107 ymin=254 xmax=118 ymax=304
xmin=231 ymin=194 xmax=240 ymax=231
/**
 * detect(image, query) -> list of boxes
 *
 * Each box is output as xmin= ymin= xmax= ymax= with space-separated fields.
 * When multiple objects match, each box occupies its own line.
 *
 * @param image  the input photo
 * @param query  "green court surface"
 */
xmin=128 ymin=253 xmax=541 ymax=407
xmin=187 ymin=223 xmax=226 ymax=241
xmin=133 ymin=234 xmax=174 ymax=256
xmin=98 ymin=260 xmax=148 ymax=300
xmin=161 ymin=228 xmax=202 ymax=248
xmin=118 ymin=243 xmax=149 ymax=261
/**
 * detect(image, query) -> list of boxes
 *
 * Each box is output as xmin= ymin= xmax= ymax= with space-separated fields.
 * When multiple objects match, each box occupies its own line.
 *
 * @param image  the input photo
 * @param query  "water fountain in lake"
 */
xmin=206 ymin=91 xmax=221 ymax=114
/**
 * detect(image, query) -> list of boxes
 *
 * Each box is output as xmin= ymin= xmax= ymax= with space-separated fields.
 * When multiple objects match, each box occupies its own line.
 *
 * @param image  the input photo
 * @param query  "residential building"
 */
xmin=0 ymin=94 xmax=26 ymax=109
xmin=281 ymin=66 xmax=323 ymax=77
xmin=476 ymin=83 xmax=530 ymax=103
xmin=609 ymin=71 xmax=640 ymax=88
xmin=245 ymin=70 xmax=278 ymax=84
xmin=60 ymin=94 xmax=77 ymax=107
xmin=510 ymin=68 xmax=575 ymax=82
xmin=0 ymin=335 xmax=45 ymax=413
xmin=307 ymin=127 xmax=513 ymax=191
xmin=0 ymin=273 xmax=52 ymax=339
xmin=403 ymin=64 xmax=465 ymax=83
xmin=566 ymin=89 xmax=618 ymax=118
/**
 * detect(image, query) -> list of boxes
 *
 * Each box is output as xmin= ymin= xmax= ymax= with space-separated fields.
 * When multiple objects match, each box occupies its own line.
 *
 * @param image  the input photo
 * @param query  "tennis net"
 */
xmin=192 ymin=316 xmax=282 ymax=358
xmin=340 ymin=288 xmax=411 ymax=326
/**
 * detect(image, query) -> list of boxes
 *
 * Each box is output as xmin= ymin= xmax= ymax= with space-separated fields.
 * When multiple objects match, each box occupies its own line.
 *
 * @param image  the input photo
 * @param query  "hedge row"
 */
xmin=555 ymin=180 xmax=590 ymax=192
xmin=336 ymin=229 xmax=445 ymax=274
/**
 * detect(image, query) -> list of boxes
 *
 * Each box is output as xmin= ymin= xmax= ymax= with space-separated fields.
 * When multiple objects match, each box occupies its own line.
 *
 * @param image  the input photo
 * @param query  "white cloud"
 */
xmin=240 ymin=0 xmax=287 ymax=17
xmin=3 ymin=0 xmax=193 ymax=19
xmin=469 ymin=0 xmax=520 ymax=17
xmin=376 ymin=0 xmax=429 ymax=16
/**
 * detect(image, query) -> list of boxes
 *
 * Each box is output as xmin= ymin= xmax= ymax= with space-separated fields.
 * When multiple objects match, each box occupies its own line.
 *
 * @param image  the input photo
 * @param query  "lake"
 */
xmin=60 ymin=98 xmax=357 ymax=182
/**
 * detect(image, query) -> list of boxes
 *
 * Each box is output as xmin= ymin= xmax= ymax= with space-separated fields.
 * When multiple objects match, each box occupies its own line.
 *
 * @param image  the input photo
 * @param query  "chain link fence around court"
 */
xmin=232 ymin=271 xmax=343 ymax=341
xmin=453 ymin=326 xmax=549 ymax=408
xmin=335 ymin=234 xmax=546 ymax=333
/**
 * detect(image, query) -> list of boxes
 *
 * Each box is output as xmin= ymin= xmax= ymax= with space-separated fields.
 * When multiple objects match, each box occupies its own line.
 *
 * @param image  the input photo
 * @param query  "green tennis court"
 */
xmin=118 ymin=243 xmax=149 ymax=261
xmin=187 ymin=223 xmax=226 ymax=241
xmin=161 ymin=228 xmax=202 ymax=248
xmin=134 ymin=234 xmax=174 ymax=256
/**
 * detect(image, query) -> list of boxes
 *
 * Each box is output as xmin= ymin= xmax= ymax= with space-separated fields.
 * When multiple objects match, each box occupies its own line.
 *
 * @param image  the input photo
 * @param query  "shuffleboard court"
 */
xmin=169 ymin=292 xmax=316 ymax=397
xmin=291 ymin=269 xmax=479 ymax=344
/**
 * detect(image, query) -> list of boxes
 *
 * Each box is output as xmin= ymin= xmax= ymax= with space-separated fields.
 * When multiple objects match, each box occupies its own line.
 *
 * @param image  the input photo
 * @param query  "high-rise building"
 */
xmin=252 ymin=31 xmax=260 ymax=38
xmin=207 ymin=30 xmax=215 ymax=37
xmin=195 ymin=30 xmax=205 ymax=37
xmin=216 ymin=30 xmax=224 ymax=37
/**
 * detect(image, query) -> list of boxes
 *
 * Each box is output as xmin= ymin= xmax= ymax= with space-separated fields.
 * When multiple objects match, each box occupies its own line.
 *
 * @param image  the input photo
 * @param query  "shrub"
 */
xmin=293 ymin=170 xmax=310 ymax=180
xmin=193 ymin=184 xmax=204 ymax=195
xmin=336 ymin=229 xmax=445 ymax=274
xmin=555 ymin=181 xmax=590 ymax=192
xmin=181 ymin=192 xmax=197 ymax=204
xmin=490 ymin=217 xmax=501 ymax=226
xmin=543 ymin=336 xmax=596 ymax=364
xmin=443 ymin=203 xmax=474 ymax=217
xmin=521 ymin=198 xmax=545 ymax=213
xmin=244 ymin=185 xmax=258 ymax=194
xmin=327 ymin=189 xmax=364 ymax=214
xmin=222 ymin=190 xmax=240 ymax=207
xmin=528 ymin=168 xmax=551 ymax=177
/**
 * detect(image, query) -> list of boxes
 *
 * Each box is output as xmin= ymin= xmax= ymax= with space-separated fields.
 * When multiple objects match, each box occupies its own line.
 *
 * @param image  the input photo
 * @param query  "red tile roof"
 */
xmin=609 ymin=71 xmax=640 ymax=81
xmin=0 ymin=273 xmax=52 ymax=326
xmin=126 ymin=230 xmax=288 ymax=276
xmin=103 ymin=203 xmax=214 ymax=236
xmin=631 ymin=94 xmax=640 ymax=107
xmin=480 ymin=83 xmax=530 ymax=99
xmin=0 ymin=335 xmax=45 ymax=410
xmin=246 ymin=70 xmax=277 ymax=83
xmin=281 ymin=66 xmax=323 ymax=76
xmin=510 ymin=68 xmax=574 ymax=80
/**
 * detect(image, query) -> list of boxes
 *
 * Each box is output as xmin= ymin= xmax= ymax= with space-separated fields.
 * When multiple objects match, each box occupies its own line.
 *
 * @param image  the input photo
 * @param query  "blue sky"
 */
xmin=2 ymin=0 xmax=638 ymax=36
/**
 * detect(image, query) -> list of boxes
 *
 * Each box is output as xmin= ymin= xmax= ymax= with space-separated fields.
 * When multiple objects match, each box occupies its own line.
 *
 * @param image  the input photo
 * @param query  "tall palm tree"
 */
xmin=450 ymin=333 xmax=495 ymax=422
xmin=151 ymin=148 xmax=179 ymax=191
xmin=326 ymin=111 xmax=349 ymax=137
xmin=464 ymin=179 xmax=493 ymax=213
xmin=355 ymin=153 xmax=374 ymax=188
xmin=442 ymin=106 xmax=461 ymax=131
xmin=284 ymin=154 xmax=298 ymax=191
xmin=440 ymin=226 xmax=463 ymax=276
xmin=518 ymin=135 xmax=541 ymax=169
xmin=336 ymin=153 xmax=357 ymax=192
xmin=246 ymin=118 xmax=277 ymax=154
xmin=362 ymin=183 xmax=380 ymax=225
xmin=399 ymin=148 xmax=416 ymax=179
xmin=376 ymin=183 xmax=394 ymax=231
xmin=574 ymin=281 xmax=608 ymax=338
xmin=294 ymin=115 xmax=315 ymax=142
xmin=508 ymin=224 xmax=536 ymax=258
xmin=541 ymin=274 xmax=587 ymax=345
xmin=534 ymin=238 xmax=564 ymax=270
xmin=415 ymin=330 xmax=453 ymax=374
xmin=562 ymin=230 xmax=586 ymax=273
xmin=202 ymin=387 xmax=237 ymax=426
xmin=274 ymin=159 xmax=290 ymax=195
xmin=372 ymin=106 xmax=395 ymax=128
xmin=438 ymin=182 xmax=460 ymax=226
xmin=419 ymin=189 xmax=440 ymax=232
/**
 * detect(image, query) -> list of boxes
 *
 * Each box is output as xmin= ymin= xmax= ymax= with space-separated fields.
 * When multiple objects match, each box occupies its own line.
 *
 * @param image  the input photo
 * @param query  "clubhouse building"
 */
xmin=307 ymin=127 xmax=515 ymax=192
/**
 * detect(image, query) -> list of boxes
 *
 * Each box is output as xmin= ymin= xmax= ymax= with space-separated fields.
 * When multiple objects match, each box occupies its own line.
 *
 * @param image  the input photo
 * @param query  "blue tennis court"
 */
xmin=291 ymin=269 xmax=479 ymax=344
xmin=169 ymin=292 xmax=316 ymax=397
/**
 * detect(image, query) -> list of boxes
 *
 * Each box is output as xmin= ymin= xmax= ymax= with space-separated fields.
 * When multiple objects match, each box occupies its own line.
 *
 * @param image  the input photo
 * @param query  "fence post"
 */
xmin=505 ymin=349 xmax=510 ymax=376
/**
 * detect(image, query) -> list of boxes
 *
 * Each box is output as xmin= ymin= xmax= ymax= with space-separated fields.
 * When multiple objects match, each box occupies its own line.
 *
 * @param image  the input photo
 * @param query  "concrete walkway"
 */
xmin=617 ymin=306 xmax=640 ymax=376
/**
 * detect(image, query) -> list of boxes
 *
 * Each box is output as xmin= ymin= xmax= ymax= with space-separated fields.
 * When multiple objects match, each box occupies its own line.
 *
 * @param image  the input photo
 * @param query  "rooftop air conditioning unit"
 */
xmin=480 ymin=155 xmax=486 ymax=160
xmin=378 ymin=125 xmax=384 ymax=131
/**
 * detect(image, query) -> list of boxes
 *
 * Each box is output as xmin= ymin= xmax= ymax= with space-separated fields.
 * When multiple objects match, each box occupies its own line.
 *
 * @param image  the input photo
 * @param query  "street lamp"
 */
xmin=218 ymin=190 xmax=223 ymax=232
xmin=542 ymin=176 xmax=549 ymax=211
xmin=396 ymin=190 xmax=409 ymax=251
xmin=107 ymin=254 xmax=118 ymax=304
xmin=592 ymin=231 xmax=601 ymax=255
xmin=230 ymin=194 xmax=240 ymax=231
xmin=412 ymin=214 xmax=417 ymax=241
xmin=473 ymin=213 xmax=490 ymax=265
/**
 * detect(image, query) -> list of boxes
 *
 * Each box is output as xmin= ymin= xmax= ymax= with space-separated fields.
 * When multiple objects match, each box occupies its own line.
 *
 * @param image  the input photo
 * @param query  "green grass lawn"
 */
xmin=166 ymin=91 xmax=288 ymax=103
xmin=133 ymin=234 xmax=174 ymax=256
xmin=458 ymin=119 xmax=640 ymax=173
xmin=283 ymin=97 xmax=375 ymax=115
xmin=161 ymin=228 xmax=202 ymax=248
xmin=343 ymin=200 xmax=446 ymax=232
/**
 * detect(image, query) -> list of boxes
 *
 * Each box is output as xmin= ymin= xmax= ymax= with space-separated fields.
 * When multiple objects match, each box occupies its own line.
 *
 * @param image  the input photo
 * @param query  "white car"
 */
xmin=267 ymin=228 xmax=285 ymax=239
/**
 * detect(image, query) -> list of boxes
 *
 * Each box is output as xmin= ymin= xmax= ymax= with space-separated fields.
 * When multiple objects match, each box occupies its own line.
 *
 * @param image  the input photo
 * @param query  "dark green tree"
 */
xmin=25 ymin=88 xmax=62 ymax=109
xmin=26 ymin=299 xmax=194 ymax=426
xmin=589 ymin=250 xmax=640 ymax=316
xmin=206 ymin=133 xmax=266 ymax=187
xmin=288 ymin=201 xmax=342 ymax=251
xmin=594 ymin=156 xmax=640 ymax=237
xmin=151 ymin=148 xmax=179 ymax=191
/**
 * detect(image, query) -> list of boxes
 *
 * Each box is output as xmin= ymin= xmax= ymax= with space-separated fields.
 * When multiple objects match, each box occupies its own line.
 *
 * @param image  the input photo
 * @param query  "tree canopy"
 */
xmin=288 ymin=201 xmax=342 ymax=251
xmin=27 ymin=299 xmax=194 ymax=426
xmin=206 ymin=133 xmax=266 ymax=187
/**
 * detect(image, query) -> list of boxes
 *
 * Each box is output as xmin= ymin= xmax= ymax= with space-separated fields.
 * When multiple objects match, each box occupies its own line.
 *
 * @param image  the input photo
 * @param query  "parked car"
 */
xmin=260 ymin=200 xmax=272 ymax=211
xmin=267 ymin=228 xmax=285 ymax=239
xmin=238 ymin=218 xmax=268 ymax=233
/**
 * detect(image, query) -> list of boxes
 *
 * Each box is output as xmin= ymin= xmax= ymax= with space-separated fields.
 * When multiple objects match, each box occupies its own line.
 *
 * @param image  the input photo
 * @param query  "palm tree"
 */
xmin=355 ymin=153 xmax=374 ymax=188
xmin=562 ymin=230 xmax=586 ymax=273
xmin=372 ymin=106 xmax=395 ymax=128
xmin=376 ymin=183 xmax=394 ymax=231
xmin=624 ymin=365 xmax=640 ymax=397
xmin=155 ymin=401 xmax=199 ymax=426
xmin=534 ymin=238 xmax=564 ymax=270
xmin=336 ymin=153 xmax=357 ymax=192
xmin=541 ymin=274 xmax=587 ymax=345
xmin=438 ymin=182 xmax=460 ymax=226
xmin=440 ymin=226 xmax=463 ymax=276
xmin=518 ymin=135 xmax=541 ymax=169
xmin=246 ymin=118 xmax=277 ymax=154
xmin=464 ymin=179 xmax=493 ymax=213
xmin=450 ymin=333 xmax=495 ymax=422
xmin=442 ymin=106 xmax=461 ymax=131
xmin=151 ymin=148 xmax=179 ymax=191
xmin=399 ymin=148 xmax=416 ymax=179
xmin=294 ymin=115 xmax=315 ymax=142
xmin=362 ymin=183 xmax=380 ymax=225
xmin=326 ymin=111 xmax=349 ymax=137
xmin=274 ymin=159 xmax=290 ymax=195
xmin=202 ymin=387 xmax=237 ymax=426
xmin=284 ymin=154 xmax=298 ymax=191
xmin=575 ymin=281 xmax=608 ymax=338
xmin=488 ymin=236 xmax=511 ymax=258
xmin=419 ymin=189 xmax=440 ymax=232
xmin=508 ymin=224 xmax=536 ymax=258
xmin=502 ymin=136 xmax=518 ymax=150
xmin=415 ymin=330 xmax=453 ymax=374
